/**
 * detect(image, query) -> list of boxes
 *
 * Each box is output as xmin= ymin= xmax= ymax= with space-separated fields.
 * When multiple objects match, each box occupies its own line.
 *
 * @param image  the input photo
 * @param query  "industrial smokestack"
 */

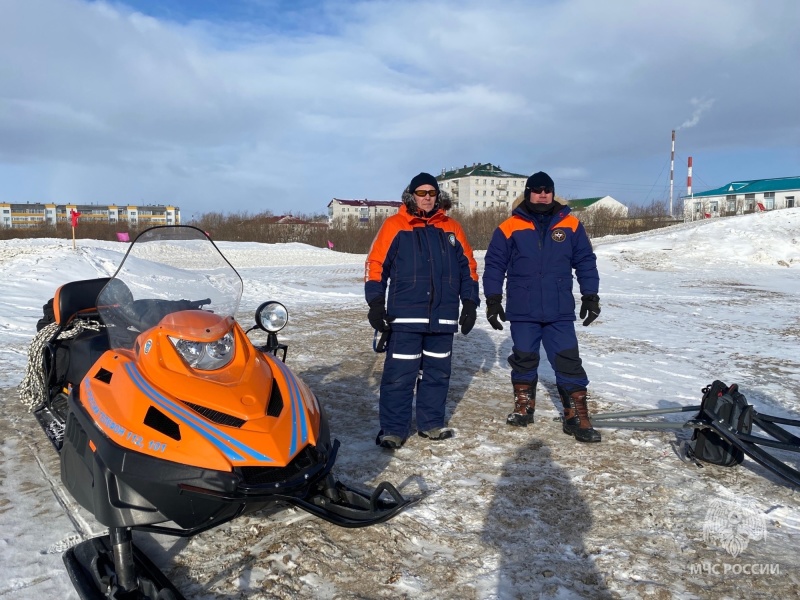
xmin=669 ymin=130 xmax=675 ymax=217
xmin=687 ymin=156 xmax=693 ymax=197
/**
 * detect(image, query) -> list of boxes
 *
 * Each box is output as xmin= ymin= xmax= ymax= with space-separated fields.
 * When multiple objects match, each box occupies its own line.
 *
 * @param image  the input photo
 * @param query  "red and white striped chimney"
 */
xmin=687 ymin=156 xmax=693 ymax=196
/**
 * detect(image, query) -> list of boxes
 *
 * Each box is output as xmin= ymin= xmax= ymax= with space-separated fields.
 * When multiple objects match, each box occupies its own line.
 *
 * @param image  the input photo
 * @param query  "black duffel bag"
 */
xmin=690 ymin=380 xmax=754 ymax=467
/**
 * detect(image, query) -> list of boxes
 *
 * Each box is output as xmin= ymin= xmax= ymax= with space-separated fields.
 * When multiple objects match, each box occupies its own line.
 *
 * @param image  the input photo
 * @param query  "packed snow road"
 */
xmin=1 ymin=211 xmax=800 ymax=598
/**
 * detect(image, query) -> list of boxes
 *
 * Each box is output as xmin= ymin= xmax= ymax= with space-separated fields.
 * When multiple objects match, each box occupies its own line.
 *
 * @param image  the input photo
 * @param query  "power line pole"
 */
xmin=669 ymin=129 xmax=675 ymax=217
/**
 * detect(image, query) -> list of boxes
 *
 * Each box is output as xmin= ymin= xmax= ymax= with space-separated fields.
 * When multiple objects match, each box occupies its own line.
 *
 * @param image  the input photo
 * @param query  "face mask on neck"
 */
xmin=529 ymin=201 xmax=554 ymax=214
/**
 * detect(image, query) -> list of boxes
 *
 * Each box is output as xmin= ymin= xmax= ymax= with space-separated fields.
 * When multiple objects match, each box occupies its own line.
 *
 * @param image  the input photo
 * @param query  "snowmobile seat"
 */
xmin=54 ymin=277 xmax=112 ymax=326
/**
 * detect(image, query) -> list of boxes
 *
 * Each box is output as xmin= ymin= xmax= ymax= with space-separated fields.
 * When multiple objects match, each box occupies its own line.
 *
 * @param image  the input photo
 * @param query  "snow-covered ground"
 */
xmin=1 ymin=210 xmax=800 ymax=599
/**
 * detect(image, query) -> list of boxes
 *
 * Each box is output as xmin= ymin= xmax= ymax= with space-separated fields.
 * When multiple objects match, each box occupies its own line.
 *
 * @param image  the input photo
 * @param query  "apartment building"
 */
xmin=437 ymin=163 xmax=528 ymax=213
xmin=327 ymin=199 xmax=402 ymax=224
xmin=0 ymin=203 xmax=180 ymax=228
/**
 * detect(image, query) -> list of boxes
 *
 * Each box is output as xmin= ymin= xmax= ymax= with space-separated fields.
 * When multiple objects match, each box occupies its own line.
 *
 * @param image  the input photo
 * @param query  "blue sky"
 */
xmin=1 ymin=0 xmax=798 ymax=218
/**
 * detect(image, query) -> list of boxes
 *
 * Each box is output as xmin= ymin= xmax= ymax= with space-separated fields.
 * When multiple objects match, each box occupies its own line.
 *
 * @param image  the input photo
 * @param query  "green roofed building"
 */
xmin=566 ymin=196 xmax=628 ymax=216
xmin=437 ymin=163 xmax=527 ymax=214
xmin=680 ymin=176 xmax=799 ymax=221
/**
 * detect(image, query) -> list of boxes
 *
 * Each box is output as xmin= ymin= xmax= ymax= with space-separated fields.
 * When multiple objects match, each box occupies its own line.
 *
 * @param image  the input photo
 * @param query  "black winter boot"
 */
xmin=507 ymin=382 xmax=535 ymax=427
xmin=559 ymin=387 xmax=601 ymax=443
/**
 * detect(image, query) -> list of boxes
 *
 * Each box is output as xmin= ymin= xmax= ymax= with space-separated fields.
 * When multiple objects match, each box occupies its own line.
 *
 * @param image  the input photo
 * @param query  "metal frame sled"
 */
xmin=591 ymin=382 xmax=800 ymax=488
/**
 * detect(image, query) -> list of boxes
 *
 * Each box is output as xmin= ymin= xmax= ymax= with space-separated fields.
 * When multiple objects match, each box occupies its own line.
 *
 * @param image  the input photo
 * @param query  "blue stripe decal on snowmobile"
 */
xmin=124 ymin=364 xmax=275 ymax=463
xmin=87 ymin=375 xmax=247 ymax=461
xmin=269 ymin=358 xmax=301 ymax=454
xmin=123 ymin=366 xmax=247 ymax=462
xmin=125 ymin=364 xmax=275 ymax=463
xmin=269 ymin=357 xmax=308 ymax=455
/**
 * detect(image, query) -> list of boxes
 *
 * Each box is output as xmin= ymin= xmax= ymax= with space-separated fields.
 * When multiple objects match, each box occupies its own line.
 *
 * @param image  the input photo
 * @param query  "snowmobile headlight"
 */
xmin=169 ymin=331 xmax=236 ymax=370
xmin=255 ymin=301 xmax=289 ymax=333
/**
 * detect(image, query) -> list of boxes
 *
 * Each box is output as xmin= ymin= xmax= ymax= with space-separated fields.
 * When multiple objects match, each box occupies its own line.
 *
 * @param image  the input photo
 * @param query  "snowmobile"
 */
xmin=28 ymin=225 xmax=414 ymax=599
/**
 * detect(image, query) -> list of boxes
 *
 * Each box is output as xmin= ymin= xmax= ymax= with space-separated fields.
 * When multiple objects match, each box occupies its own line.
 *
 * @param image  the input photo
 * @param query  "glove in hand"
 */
xmin=580 ymin=294 xmax=601 ymax=326
xmin=368 ymin=298 xmax=389 ymax=332
xmin=485 ymin=295 xmax=506 ymax=331
xmin=459 ymin=300 xmax=477 ymax=335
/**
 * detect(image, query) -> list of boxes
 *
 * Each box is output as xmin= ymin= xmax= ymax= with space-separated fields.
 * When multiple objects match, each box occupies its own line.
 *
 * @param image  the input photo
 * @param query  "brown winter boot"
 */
xmin=559 ymin=387 xmax=601 ymax=443
xmin=507 ymin=382 xmax=535 ymax=427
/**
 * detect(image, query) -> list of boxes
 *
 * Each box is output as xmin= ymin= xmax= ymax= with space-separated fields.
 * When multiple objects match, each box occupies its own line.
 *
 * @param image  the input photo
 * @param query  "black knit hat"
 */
xmin=402 ymin=172 xmax=451 ymax=214
xmin=525 ymin=171 xmax=555 ymax=196
xmin=407 ymin=172 xmax=440 ymax=195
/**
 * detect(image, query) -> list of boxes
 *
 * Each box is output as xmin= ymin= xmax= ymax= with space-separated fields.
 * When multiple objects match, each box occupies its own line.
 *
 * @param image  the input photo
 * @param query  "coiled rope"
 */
xmin=17 ymin=320 xmax=103 ymax=411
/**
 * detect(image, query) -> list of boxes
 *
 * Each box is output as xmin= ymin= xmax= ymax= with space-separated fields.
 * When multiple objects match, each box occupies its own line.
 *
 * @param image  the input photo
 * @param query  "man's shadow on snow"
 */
xmin=482 ymin=438 xmax=613 ymax=599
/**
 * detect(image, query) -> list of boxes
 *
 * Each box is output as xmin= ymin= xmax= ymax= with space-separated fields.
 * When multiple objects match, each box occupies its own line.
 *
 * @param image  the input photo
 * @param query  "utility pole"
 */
xmin=669 ymin=130 xmax=675 ymax=217
xmin=687 ymin=156 xmax=693 ymax=222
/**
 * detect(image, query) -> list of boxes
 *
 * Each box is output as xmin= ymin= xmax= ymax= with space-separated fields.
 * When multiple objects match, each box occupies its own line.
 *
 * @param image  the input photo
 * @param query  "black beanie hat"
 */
xmin=525 ymin=171 xmax=555 ymax=196
xmin=407 ymin=172 xmax=440 ymax=194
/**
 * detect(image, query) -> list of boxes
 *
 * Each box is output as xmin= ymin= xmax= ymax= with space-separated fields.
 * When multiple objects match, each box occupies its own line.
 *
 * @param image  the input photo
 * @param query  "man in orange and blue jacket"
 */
xmin=365 ymin=172 xmax=480 ymax=449
xmin=483 ymin=171 xmax=602 ymax=443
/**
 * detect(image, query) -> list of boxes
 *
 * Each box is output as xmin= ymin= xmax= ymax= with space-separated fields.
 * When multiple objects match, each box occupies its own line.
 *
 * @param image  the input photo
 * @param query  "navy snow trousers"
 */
xmin=509 ymin=320 xmax=589 ymax=392
xmin=379 ymin=331 xmax=454 ymax=438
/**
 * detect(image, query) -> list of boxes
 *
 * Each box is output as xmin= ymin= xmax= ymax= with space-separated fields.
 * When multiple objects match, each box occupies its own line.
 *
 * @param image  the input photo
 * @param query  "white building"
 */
xmin=437 ymin=163 xmax=528 ymax=214
xmin=681 ymin=176 xmax=799 ymax=221
xmin=566 ymin=196 xmax=628 ymax=216
xmin=327 ymin=199 xmax=401 ymax=224
xmin=0 ymin=203 xmax=180 ymax=228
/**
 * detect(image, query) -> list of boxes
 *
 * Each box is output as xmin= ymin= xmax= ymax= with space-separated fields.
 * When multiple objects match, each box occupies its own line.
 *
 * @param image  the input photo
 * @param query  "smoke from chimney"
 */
xmin=678 ymin=97 xmax=715 ymax=130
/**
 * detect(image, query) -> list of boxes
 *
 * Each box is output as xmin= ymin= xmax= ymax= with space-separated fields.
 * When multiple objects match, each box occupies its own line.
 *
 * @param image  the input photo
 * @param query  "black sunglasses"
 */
xmin=529 ymin=186 xmax=553 ymax=194
xmin=413 ymin=189 xmax=438 ymax=197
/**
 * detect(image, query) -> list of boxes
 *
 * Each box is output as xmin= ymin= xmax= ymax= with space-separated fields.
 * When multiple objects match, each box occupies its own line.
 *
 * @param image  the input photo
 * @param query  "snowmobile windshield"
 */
xmin=96 ymin=226 xmax=243 ymax=350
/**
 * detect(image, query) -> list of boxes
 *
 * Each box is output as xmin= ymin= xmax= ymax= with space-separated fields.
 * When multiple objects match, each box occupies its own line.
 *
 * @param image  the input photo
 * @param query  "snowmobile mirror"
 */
xmin=255 ymin=301 xmax=289 ymax=333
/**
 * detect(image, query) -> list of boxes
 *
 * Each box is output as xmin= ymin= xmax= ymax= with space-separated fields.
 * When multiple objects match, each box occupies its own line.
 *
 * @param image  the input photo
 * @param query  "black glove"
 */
xmin=580 ymin=294 xmax=601 ymax=326
xmin=459 ymin=300 xmax=477 ymax=335
xmin=368 ymin=297 xmax=389 ymax=332
xmin=485 ymin=295 xmax=506 ymax=330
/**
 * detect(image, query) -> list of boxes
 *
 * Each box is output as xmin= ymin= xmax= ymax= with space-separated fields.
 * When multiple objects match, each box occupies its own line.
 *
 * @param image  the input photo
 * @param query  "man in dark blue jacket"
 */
xmin=365 ymin=172 xmax=480 ymax=449
xmin=483 ymin=171 xmax=602 ymax=443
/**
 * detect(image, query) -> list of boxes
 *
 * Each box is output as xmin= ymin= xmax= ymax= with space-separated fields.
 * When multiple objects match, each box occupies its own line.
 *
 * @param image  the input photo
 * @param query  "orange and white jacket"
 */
xmin=365 ymin=204 xmax=479 ymax=333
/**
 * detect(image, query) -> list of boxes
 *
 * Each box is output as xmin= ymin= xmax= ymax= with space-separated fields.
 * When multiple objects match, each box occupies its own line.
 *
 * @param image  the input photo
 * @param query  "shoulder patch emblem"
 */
xmin=551 ymin=229 xmax=566 ymax=243
xmin=144 ymin=339 xmax=152 ymax=354
xmin=448 ymin=232 xmax=456 ymax=246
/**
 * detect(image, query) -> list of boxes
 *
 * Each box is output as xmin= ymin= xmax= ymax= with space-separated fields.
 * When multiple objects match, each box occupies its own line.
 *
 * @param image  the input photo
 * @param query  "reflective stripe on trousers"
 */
xmin=380 ymin=331 xmax=454 ymax=437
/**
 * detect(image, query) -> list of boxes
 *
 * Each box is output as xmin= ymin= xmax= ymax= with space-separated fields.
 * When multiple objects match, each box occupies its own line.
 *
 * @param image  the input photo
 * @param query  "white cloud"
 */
xmin=0 ymin=0 xmax=798 ymax=213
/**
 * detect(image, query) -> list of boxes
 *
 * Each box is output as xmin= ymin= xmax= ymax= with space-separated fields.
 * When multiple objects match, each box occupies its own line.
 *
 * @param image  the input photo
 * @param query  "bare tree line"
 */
xmin=0 ymin=200 xmax=676 ymax=252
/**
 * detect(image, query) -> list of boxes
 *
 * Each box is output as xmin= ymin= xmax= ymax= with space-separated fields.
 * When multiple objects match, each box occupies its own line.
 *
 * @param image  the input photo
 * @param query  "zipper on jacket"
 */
xmin=437 ymin=226 xmax=447 ymax=255
xmin=415 ymin=226 xmax=424 ymax=254
xmin=425 ymin=225 xmax=435 ymax=330
xmin=438 ymin=227 xmax=451 ymax=285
